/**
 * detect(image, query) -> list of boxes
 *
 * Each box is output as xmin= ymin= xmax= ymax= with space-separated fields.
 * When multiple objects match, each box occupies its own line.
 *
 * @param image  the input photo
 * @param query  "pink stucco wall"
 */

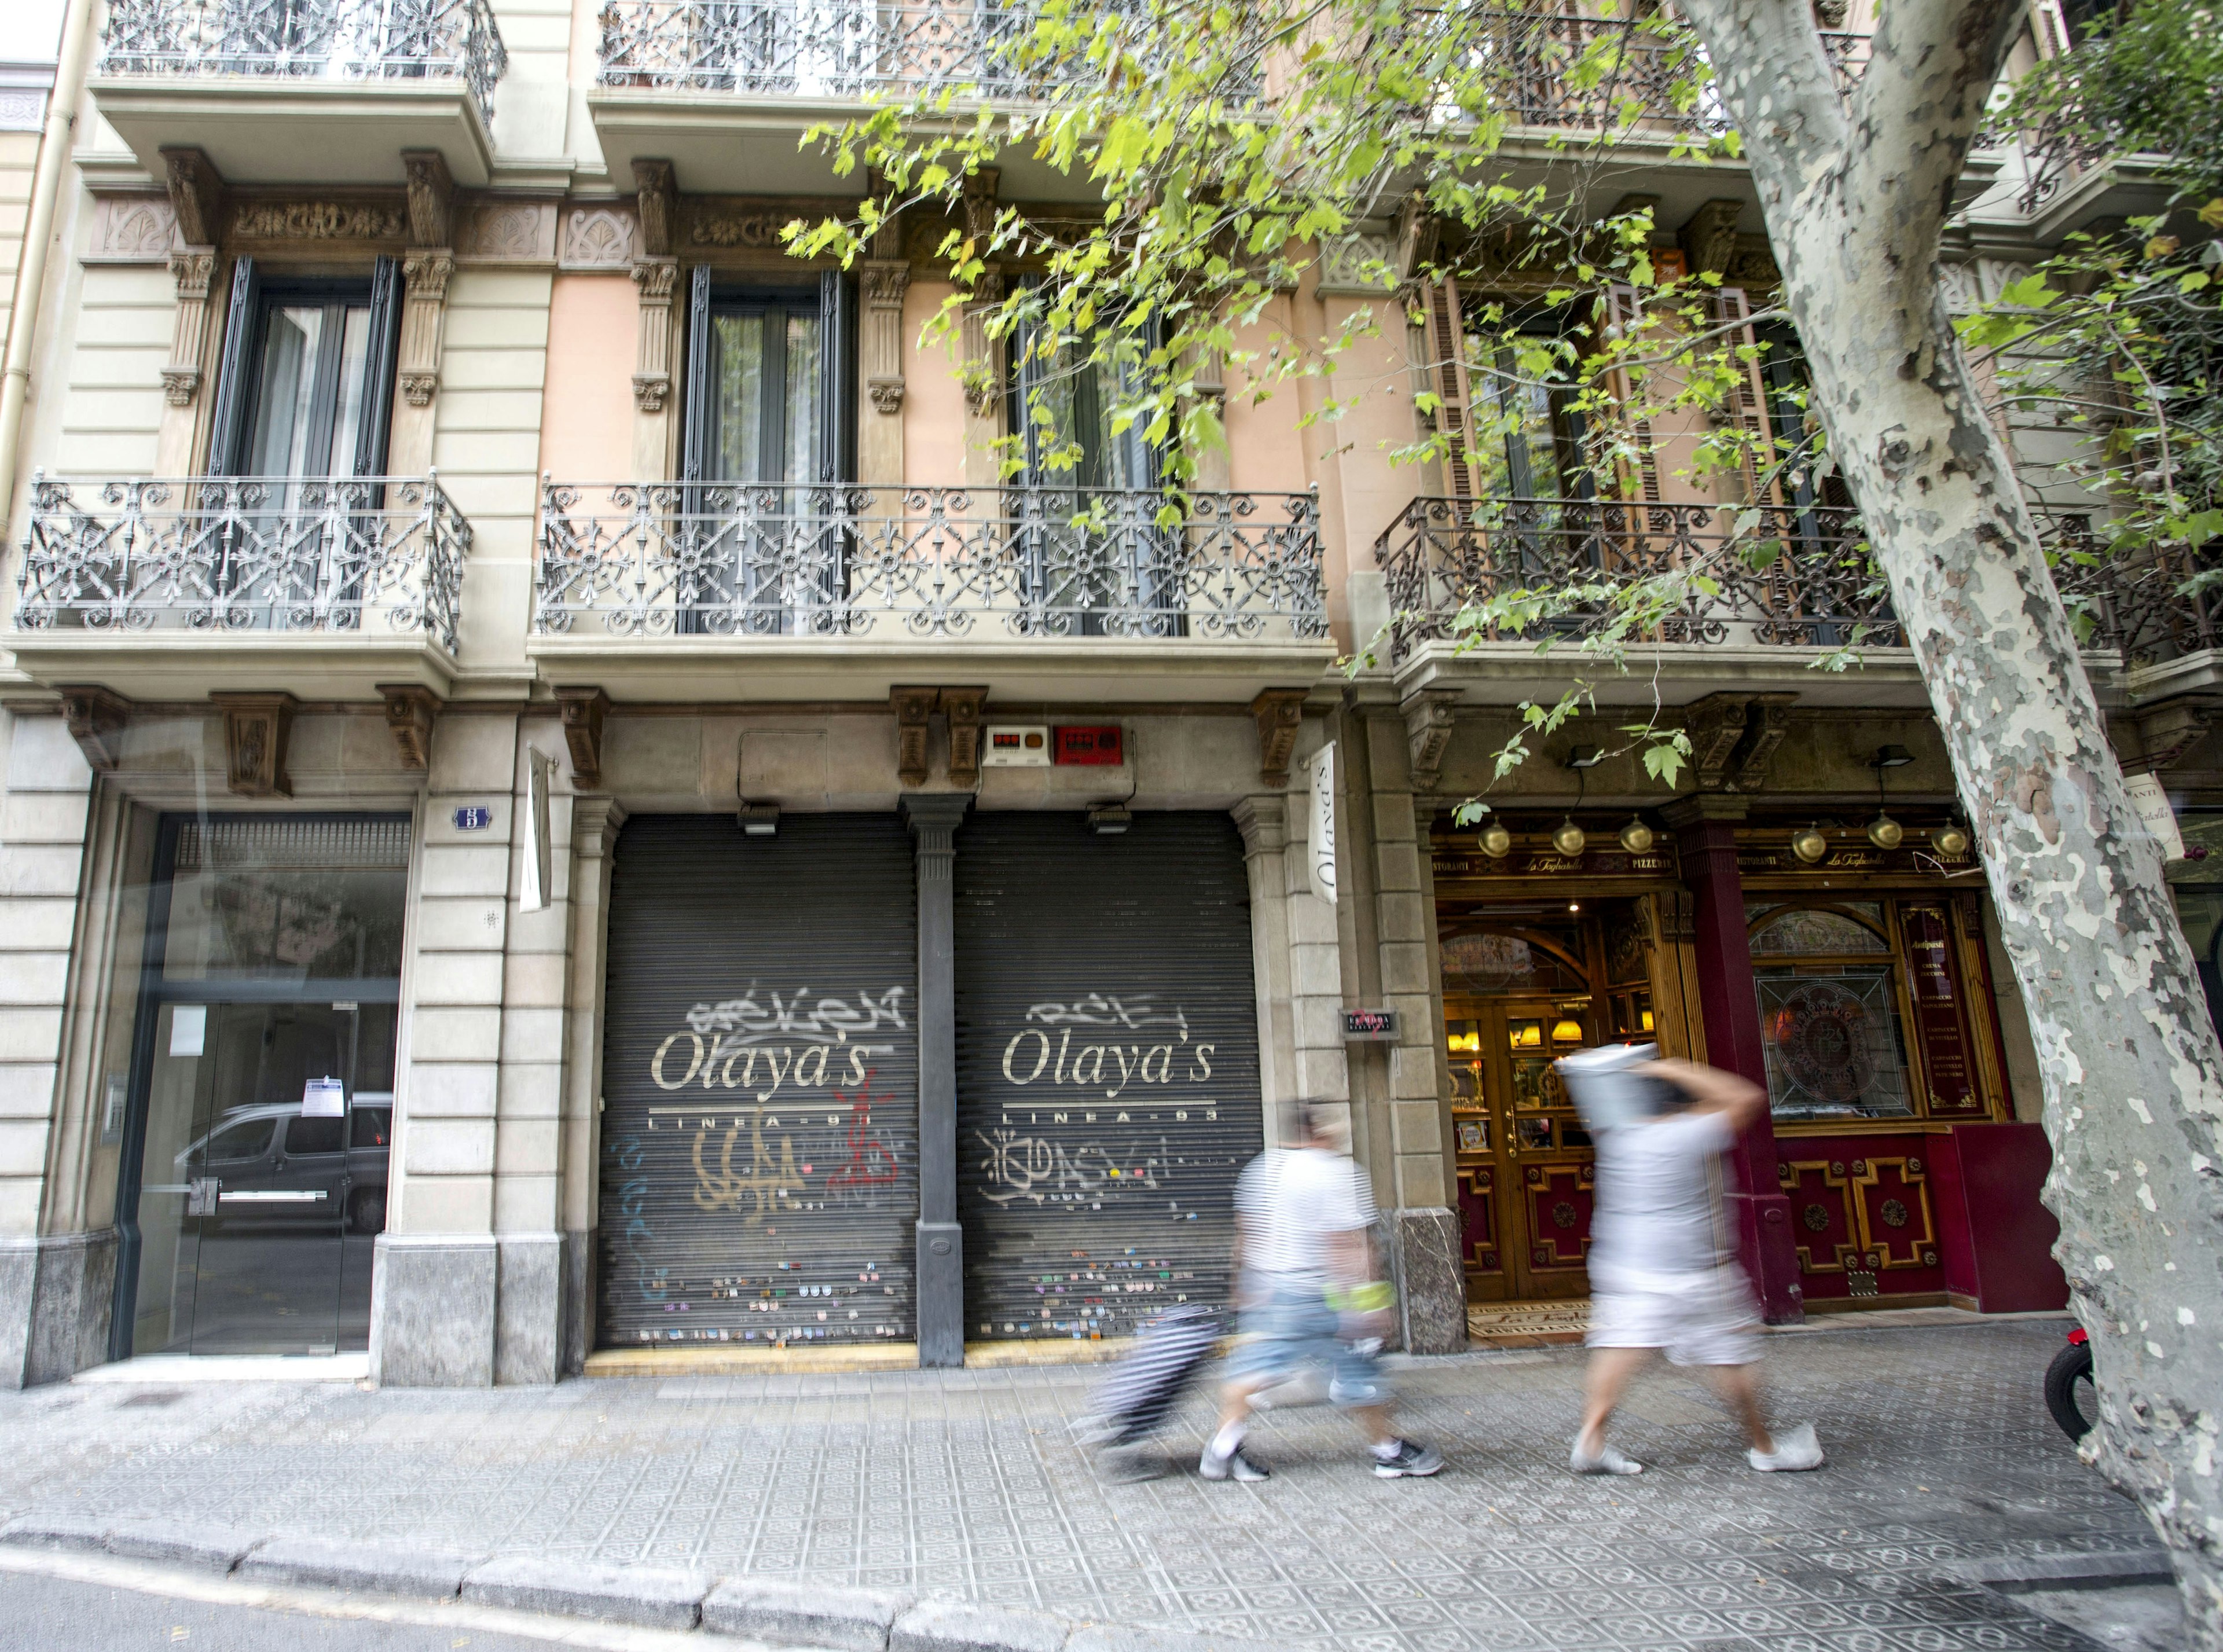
xmin=903 ymin=279 xmax=970 ymax=489
xmin=538 ymin=274 xmax=637 ymax=482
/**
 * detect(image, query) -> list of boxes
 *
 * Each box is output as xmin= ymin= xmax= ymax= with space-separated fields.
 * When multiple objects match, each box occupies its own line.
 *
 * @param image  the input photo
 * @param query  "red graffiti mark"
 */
xmin=826 ymin=1073 xmax=901 ymax=1190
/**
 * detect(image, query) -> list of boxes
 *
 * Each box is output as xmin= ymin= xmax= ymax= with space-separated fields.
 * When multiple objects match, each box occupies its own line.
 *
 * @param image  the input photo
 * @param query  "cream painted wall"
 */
xmin=537 ymin=274 xmax=636 ymax=484
xmin=434 ymin=268 xmax=553 ymax=674
xmin=53 ymin=262 xmax=169 ymax=482
xmin=902 ymin=278 xmax=969 ymax=490
xmin=0 ymin=133 xmax=42 ymax=389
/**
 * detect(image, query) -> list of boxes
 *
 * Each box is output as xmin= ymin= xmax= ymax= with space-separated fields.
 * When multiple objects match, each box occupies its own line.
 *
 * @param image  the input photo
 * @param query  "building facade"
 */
xmin=0 ymin=0 xmax=2195 ymax=1386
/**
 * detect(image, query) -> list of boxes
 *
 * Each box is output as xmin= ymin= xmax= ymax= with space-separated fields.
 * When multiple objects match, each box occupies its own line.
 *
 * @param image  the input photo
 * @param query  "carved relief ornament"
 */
xmin=229 ymin=200 xmax=407 ymax=243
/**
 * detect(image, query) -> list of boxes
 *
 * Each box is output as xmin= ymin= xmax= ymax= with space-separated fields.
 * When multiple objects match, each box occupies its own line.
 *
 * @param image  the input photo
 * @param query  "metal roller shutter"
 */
xmin=598 ymin=815 xmax=918 ymax=1350
xmin=954 ymin=812 xmax=1263 ymax=1344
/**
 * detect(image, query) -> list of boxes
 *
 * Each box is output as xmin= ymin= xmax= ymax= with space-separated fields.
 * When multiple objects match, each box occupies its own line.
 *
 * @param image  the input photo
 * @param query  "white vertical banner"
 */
xmin=1309 ymin=740 xmax=1338 ymax=905
xmin=521 ymin=750 xmax=554 ymax=911
xmin=2125 ymin=770 xmax=2185 ymax=860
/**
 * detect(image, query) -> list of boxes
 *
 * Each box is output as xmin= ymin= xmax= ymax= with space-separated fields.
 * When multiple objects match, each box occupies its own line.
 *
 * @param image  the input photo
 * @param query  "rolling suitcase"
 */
xmin=1078 ymin=1302 xmax=1221 ymax=1448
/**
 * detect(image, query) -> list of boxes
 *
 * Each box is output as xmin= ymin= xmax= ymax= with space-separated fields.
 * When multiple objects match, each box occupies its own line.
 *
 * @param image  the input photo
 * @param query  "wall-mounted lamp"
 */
xmin=1791 ymin=824 xmax=1829 ymax=864
xmin=1868 ymin=745 xmax=1907 ymax=848
xmin=737 ymin=802 xmax=780 ymax=837
xmin=1551 ymin=818 xmax=1587 ymax=857
xmin=1479 ymin=821 xmax=1513 ymax=858
xmin=1934 ymin=821 xmax=1972 ymax=857
xmin=1086 ymin=802 xmax=1132 ymax=836
xmin=1551 ymin=1017 xmax=1584 ymax=1044
xmin=1873 ymin=744 xmax=1914 ymax=769
xmin=1567 ymin=744 xmax=1604 ymax=769
xmin=1619 ymin=816 xmax=1654 ymax=854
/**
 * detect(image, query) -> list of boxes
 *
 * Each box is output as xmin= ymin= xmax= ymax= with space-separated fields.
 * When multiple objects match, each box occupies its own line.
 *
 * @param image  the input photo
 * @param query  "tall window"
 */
xmin=208 ymin=264 xmax=401 ymax=481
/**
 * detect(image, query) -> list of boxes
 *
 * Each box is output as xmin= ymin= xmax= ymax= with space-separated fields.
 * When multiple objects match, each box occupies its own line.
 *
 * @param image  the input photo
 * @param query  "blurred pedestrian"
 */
xmin=1565 ymin=1054 xmax=1824 ymax=1476
xmin=1199 ymin=1102 xmax=1444 ymax=1482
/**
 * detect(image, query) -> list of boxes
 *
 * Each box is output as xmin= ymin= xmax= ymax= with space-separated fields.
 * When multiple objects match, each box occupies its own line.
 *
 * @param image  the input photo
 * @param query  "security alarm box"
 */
xmin=983 ymin=725 xmax=1052 ymax=767
xmin=1055 ymin=725 xmax=1124 ymax=765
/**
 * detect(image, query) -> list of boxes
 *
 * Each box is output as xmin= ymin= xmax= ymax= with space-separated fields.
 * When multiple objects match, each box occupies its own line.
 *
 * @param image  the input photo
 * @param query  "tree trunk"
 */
xmin=1677 ymin=0 xmax=2223 ymax=1636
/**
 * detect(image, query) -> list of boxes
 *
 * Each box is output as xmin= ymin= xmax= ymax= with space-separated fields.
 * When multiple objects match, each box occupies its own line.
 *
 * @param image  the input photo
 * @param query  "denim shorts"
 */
xmin=1224 ymin=1284 xmax=1385 ymax=1407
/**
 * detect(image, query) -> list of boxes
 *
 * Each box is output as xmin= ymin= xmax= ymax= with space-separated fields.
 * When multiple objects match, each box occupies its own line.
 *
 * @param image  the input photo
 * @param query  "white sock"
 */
xmin=1210 ymin=1421 xmax=1246 ymax=1458
xmin=1371 ymin=1437 xmax=1402 ymax=1462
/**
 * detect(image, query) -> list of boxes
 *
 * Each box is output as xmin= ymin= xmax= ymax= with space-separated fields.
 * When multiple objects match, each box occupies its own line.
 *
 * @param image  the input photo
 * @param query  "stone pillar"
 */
xmin=559 ymin=795 xmax=625 ymax=1375
xmin=156 ymin=248 xmax=217 ymax=475
xmin=0 ymin=715 xmax=116 ymax=1386
xmin=387 ymin=250 xmax=454 ymax=476
xmin=903 ymin=794 xmax=968 ymax=1367
xmin=1281 ymin=759 xmax=1350 ymax=1133
xmin=371 ymin=711 xmax=520 ymax=1386
xmin=859 ymin=260 xmax=908 ymax=490
xmin=1664 ymin=795 xmax=1802 ymax=1323
xmin=1232 ymin=796 xmax=1296 ymax=1130
xmin=631 ymin=257 xmax=680 ymax=480
xmin=493 ymin=726 xmax=576 ymax=1385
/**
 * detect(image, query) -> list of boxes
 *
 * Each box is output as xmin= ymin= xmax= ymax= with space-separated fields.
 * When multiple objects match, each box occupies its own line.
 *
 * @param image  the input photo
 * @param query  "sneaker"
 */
xmin=1748 ymin=1422 xmax=1824 ymax=1472
xmin=1199 ymin=1443 xmax=1270 ymax=1481
xmin=1372 ymin=1439 xmax=1444 ymax=1478
xmin=1569 ymin=1437 xmax=1644 ymax=1475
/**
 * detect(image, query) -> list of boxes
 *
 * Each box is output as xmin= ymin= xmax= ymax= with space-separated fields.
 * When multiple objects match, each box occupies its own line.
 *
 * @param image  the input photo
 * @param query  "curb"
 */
xmin=0 ymin=1512 xmax=1261 ymax=1651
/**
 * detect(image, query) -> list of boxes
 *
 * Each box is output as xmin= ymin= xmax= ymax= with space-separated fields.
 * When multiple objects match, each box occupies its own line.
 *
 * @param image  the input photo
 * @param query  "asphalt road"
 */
xmin=0 ymin=1566 xmax=711 ymax=1652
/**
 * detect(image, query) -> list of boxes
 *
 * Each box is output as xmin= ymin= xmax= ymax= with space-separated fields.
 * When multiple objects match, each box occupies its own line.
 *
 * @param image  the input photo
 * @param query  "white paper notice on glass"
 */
xmin=302 ymin=1077 xmax=346 ymax=1118
xmin=168 ymin=1005 xmax=206 ymax=1058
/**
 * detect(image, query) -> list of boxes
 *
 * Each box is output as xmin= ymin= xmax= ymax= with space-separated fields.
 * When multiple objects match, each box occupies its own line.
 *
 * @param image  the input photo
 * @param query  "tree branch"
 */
xmin=1842 ymin=0 xmax=2026 ymax=284
xmin=1674 ymin=0 xmax=1848 ymax=179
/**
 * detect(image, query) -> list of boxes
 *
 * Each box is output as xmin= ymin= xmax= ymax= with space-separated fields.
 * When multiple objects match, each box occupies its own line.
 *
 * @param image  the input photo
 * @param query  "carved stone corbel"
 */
xmin=940 ymin=686 xmax=988 ymax=788
xmin=379 ymin=684 xmax=441 ymax=770
xmin=210 ymin=692 xmax=297 ymax=798
xmin=398 ymin=250 xmax=454 ymax=408
xmin=556 ymin=687 xmax=611 ymax=789
xmin=59 ymin=687 xmax=130 ymax=772
xmin=1729 ymin=693 xmax=1799 ymax=791
xmin=402 ymin=150 xmax=454 ymax=248
xmin=2134 ymin=698 xmax=2214 ymax=773
xmin=892 ymin=686 xmax=937 ymax=787
xmin=162 ymin=248 xmax=217 ymax=408
xmin=160 ymin=147 xmax=223 ymax=247
xmin=1679 ymin=692 xmax=1749 ymax=792
xmin=861 ymin=260 xmax=909 ymax=415
xmin=633 ymin=159 xmax=676 ymax=258
xmin=632 ymin=256 xmax=678 ymax=413
xmin=1250 ymin=688 xmax=1308 ymax=787
xmin=1402 ymin=688 xmax=1459 ymax=792
xmin=1678 ymin=199 xmax=1744 ymax=278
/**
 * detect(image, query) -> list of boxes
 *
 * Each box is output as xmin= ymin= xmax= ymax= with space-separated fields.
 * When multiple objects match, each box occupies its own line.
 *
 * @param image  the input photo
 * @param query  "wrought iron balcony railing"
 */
xmin=1459 ymin=12 xmax=1868 ymax=136
xmin=535 ymin=482 xmax=1327 ymax=642
xmin=16 ymin=475 xmax=469 ymax=652
xmin=98 ymin=0 xmax=508 ymax=125
xmin=1372 ymin=495 xmax=2215 ymax=666
xmin=596 ymin=0 xmax=1218 ymax=98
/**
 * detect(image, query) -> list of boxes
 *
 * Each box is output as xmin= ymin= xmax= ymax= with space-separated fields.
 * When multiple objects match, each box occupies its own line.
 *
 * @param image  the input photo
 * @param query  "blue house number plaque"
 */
xmin=454 ymin=806 xmax=493 ymax=831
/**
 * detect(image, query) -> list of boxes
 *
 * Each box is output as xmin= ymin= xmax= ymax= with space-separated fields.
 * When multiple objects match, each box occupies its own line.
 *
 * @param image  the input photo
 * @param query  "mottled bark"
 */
xmin=1675 ymin=0 xmax=2223 ymax=1635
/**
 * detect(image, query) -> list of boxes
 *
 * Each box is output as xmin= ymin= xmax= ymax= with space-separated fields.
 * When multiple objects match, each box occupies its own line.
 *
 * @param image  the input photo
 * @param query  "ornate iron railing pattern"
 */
xmin=597 ymin=0 xmax=1065 ymax=96
xmin=535 ymin=482 xmax=1327 ymax=641
xmin=1372 ymin=495 xmax=2210 ymax=665
xmin=1459 ymin=13 xmax=1868 ymax=135
xmin=16 ymin=475 xmax=469 ymax=652
xmin=99 ymin=0 xmax=508 ymax=124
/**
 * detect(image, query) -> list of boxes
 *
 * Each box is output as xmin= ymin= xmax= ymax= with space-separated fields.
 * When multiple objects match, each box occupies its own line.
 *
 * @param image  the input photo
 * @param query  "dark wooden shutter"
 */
xmin=1010 ymin=275 xmax=1055 ymax=489
xmin=816 ymin=267 xmax=852 ymax=486
xmin=1424 ymin=278 xmax=1476 ymax=506
xmin=680 ymin=263 xmax=713 ymax=483
xmin=596 ymin=814 xmax=920 ymax=1352
xmin=353 ymin=255 xmax=402 ymax=478
xmin=953 ymin=812 xmax=1263 ymax=1345
xmin=204 ymin=256 xmax=262 ymax=476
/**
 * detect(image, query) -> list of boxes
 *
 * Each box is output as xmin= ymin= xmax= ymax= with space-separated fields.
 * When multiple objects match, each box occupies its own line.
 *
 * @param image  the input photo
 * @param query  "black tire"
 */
xmin=347 ymin=1188 xmax=387 ymax=1236
xmin=2045 ymin=1340 xmax=2097 ymax=1442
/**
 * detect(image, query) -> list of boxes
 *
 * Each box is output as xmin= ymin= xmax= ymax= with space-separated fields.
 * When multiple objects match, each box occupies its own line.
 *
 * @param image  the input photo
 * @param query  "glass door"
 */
xmin=115 ymin=817 xmax=408 ymax=1361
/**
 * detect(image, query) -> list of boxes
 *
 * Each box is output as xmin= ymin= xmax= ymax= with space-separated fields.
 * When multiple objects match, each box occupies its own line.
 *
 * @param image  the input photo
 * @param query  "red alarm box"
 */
xmin=1055 ymin=725 xmax=1124 ymax=765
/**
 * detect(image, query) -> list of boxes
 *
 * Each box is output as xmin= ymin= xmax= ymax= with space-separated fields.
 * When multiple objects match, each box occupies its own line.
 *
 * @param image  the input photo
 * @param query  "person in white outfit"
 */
xmin=1572 ymin=1057 xmax=1825 ymax=1476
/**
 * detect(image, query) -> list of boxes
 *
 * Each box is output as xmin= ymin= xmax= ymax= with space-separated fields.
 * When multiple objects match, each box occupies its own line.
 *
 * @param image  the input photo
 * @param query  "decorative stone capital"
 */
xmin=1231 ymin=794 xmax=1288 ymax=858
xmin=58 ymin=687 xmax=130 ymax=772
xmin=891 ymin=685 xmax=937 ymax=787
xmin=632 ymin=373 xmax=671 ymax=413
xmin=400 ymin=371 xmax=438 ymax=408
xmin=378 ymin=684 xmax=441 ymax=770
xmin=402 ymin=249 xmax=455 ymax=302
xmin=1249 ymin=688 xmax=1308 ymax=787
xmin=556 ymin=687 xmax=611 ymax=789
xmin=160 ymin=368 xmax=201 ymax=408
xmin=868 ymin=377 xmax=905 ymax=414
xmin=210 ymin=692 xmax=298 ymax=798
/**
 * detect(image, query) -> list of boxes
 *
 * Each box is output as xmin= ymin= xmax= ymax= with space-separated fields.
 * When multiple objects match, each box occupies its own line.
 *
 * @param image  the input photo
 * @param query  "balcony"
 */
xmin=10 ymin=475 xmax=469 ymax=700
xmin=1371 ymin=495 xmax=2207 ymax=708
xmin=90 ymin=0 xmax=508 ymax=187
xmin=531 ymin=481 xmax=1332 ymax=700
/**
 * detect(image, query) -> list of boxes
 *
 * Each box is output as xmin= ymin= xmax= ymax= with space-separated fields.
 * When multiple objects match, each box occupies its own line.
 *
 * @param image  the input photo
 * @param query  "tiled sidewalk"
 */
xmin=0 ymin=1320 xmax=2165 ymax=1652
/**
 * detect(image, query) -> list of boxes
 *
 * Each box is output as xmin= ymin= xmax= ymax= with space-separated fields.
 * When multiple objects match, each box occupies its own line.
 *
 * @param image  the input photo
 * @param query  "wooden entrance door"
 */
xmin=1448 ymin=997 xmax=1598 ymax=1300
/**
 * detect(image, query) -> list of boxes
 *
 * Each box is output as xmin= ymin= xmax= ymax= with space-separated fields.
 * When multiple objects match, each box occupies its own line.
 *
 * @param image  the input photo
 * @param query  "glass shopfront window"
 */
xmin=116 ymin=816 xmax=409 ymax=1360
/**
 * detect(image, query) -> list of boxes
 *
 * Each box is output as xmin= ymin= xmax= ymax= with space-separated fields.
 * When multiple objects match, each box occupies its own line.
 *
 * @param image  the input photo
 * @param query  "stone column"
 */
xmin=1232 ymin=796 xmax=1295 ymax=1132
xmin=0 ymin=715 xmax=115 ymax=1386
xmin=156 ymin=248 xmax=217 ymax=475
xmin=1663 ymin=795 xmax=1802 ymax=1323
xmin=371 ymin=711 xmax=520 ymax=1386
xmin=559 ymin=795 xmax=625 ymax=1375
xmin=631 ymin=258 xmax=680 ymax=480
xmin=386 ymin=250 xmax=454 ymax=476
xmin=903 ymin=794 xmax=968 ymax=1367
xmin=492 ymin=725 xmax=576 ymax=1385
xmin=859 ymin=260 xmax=908 ymax=490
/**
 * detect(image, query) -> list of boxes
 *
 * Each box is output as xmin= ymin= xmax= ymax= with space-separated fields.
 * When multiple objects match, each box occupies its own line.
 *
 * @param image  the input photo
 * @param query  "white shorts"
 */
xmin=1586 ymin=1264 xmax=1762 ymax=1367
